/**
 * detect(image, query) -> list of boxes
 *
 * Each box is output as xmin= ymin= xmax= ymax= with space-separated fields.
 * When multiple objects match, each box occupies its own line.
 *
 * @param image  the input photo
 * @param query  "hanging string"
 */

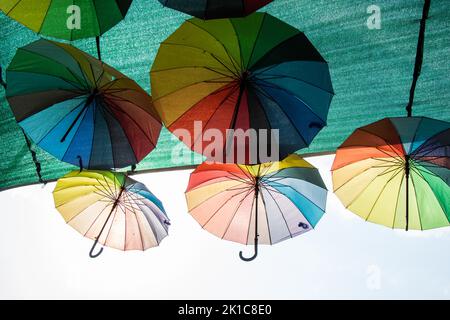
xmin=96 ymin=36 xmax=102 ymax=61
xmin=406 ymin=0 xmax=431 ymax=117
xmin=21 ymin=129 xmax=45 ymax=185
xmin=0 ymin=66 xmax=6 ymax=89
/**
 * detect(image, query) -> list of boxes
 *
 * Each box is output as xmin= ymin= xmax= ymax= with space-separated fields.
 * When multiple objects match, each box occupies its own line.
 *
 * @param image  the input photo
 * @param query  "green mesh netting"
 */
xmin=0 ymin=0 xmax=449 ymax=190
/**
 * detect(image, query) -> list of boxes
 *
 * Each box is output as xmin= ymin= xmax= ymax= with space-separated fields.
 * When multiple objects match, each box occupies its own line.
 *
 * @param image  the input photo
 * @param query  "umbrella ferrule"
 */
xmin=405 ymin=155 xmax=411 ymax=175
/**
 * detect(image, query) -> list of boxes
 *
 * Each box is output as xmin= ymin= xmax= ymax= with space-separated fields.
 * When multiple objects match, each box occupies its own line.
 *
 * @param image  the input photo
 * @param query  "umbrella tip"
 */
xmin=298 ymin=222 xmax=309 ymax=229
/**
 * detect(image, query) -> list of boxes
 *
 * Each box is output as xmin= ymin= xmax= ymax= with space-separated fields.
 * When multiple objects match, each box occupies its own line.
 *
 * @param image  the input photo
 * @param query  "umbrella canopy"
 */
xmin=6 ymin=39 xmax=162 ymax=170
xmin=151 ymin=12 xmax=333 ymax=164
xmin=0 ymin=0 xmax=132 ymax=40
xmin=186 ymin=154 xmax=327 ymax=260
xmin=53 ymin=170 xmax=170 ymax=257
xmin=157 ymin=0 xmax=272 ymax=19
xmin=332 ymin=117 xmax=450 ymax=231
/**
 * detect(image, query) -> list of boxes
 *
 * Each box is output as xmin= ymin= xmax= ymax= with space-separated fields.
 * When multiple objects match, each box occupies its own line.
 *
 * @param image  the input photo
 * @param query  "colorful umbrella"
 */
xmin=0 ymin=0 xmax=132 ymax=41
xmin=186 ymin=154 xmax=327 ymax=261
xmin=332 ymin=117 xmax=449 ymax=231
xmin=6 ymin=39 xmax=162 ymax=170
xmin=151 ymin=13 xmax=333 ymax=164
xmin=158 ymin=0 xmax=272 ymax=19
xmin=53 ymin=170 xmax=170 ymax=258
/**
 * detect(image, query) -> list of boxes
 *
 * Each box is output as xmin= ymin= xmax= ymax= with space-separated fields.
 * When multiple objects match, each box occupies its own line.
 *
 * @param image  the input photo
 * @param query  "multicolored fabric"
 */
xmin=332 ymin=117 xmax=450 ymax=230
xmin=6 ymin=39 xmax=161 ymax=170
xmin=0 ymin=0 xmax=132 ymax=40
xmin=186 ymin=154 xmax=327 ymax=245
xmin=158 ymin=0 xmax=272 ymax=19
xmin=53 ymin=170 xmax=169 ymax=252
xmin=151 ymin=12 xmax=333 ymax=164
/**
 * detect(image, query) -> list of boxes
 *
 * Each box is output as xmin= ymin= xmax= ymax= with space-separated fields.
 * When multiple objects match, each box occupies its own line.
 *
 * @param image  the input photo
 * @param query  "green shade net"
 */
xmin=0 ymin=0 xmax=449 ymax=190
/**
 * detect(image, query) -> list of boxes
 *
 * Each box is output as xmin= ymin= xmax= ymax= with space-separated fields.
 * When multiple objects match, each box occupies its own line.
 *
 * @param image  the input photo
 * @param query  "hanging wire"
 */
xmin=406 ymin=0 xmax=431 ymax=117
xmin=21 ymin=129 xmax=45 ymax=185
xmin=0 ymin=66 xmax=6 ymax=89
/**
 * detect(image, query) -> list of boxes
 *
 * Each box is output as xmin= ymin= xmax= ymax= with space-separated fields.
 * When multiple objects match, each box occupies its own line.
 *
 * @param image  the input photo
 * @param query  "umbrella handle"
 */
xmin=89 ymin=238 xmax=103 ymax=258
xmin=239 ymin=239 xmax=258 ymax=262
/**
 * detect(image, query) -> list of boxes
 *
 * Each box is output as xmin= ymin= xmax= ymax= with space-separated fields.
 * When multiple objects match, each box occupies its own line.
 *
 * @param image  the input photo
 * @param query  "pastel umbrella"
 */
xmin=151 ymin=12 xmax=333 ymax=164
xmin=332 ymin=117 xmax=450 ymax=231
xmin=6 ymin=39 xmax=162 ymax=170
xmin=53 ymin=170 xmax=170 ymax=258
xmin=0 ymin=0 xmax=132 ymax=41
xmin=157 ymin=0 xmax=272 ymax=19
xmin=186 ymin=154 xmax=328 ymax=261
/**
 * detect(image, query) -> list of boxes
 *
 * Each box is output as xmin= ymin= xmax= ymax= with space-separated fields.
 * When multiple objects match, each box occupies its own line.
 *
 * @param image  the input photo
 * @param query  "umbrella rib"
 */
xmin=228 ymin=19 xmax=244 ymax=71
xmin=251 ymin=85 xmax=308 ymax=147
xmin=342 ymin=166 xmax=396 ymax=209
xmin=189 ymin=184 xmax=247 ymax=213
xmin=83 ymin=201 xmax=112 ymax=237
xmin=189 ymin=83 xmax=241 ymax=150
xmin=86 ymin=99 xmax=97 ymax=168
xmin=220 ymin=188 xmax=254 ymax=240
xmin=407 ymin=117 xmax=424 ymax=154
xmin=93 ymin=184 xmax=116 ymax=201
xmin=391 ymin=170 xmax=405 ymax=228
xmin=413 ymin=141 xmax=449 ymax=159
xmin=244 ymin=186 xmax=256 ymax=245
xmin=255 ymin=72 xmax=335 ymax=95
xmin=259 ymin=188 xmax=273 ymax=244
xmin=256 ymin=78 xmax=327 ymax=123
xmin=244 ymin=14 xmax=266 ymax=70
xmin=357 ymin=128 xmax=405 ymax=158
xmin=16 ymin=45 xmax=89 ymax=90
xmin=59 ymin=103 xmax=91 ymax=162
xmin=5 ymin=0 xmax=22 ymax=15
xmin=9 ymin=68 xmax=86 ymax=91
xmin=201 ymin=188 xmax=251 ymax=229
xmin=161 ymin=42 xmax=239 ymax=78
xmin=264 ymin=184 xmax=316 ymax=229
xmin=263 ymin=186 xmax=293 ymax=238
xmin=409 ymin=174 xmax=424 ymax=231
xmin=99 ymin=101 xmax=138 ymax=166
xmin=225 ymin=170 xmax=253 ymax=184
xmin=412 ymin=164 xmax=449 ymax=191
xmin=333 ymin=161 xmax=393 ymax=192
xmin=65 ymin=198 xmax=109 ymax=224
xmin=151 ymin=65 xmax=233 ymax=79
xmin=126 ymin=193 xmax=146 ymax=251
xmin=102 ymin=205 xmax=119 ymax=247
xmin=265 ymin=180 xmax=326 ymax=213
xmin=184 ymin=21 xmax=242 ymax=75
xmin=102 ymin=96 xmax=157 ymax=148
xmin=34 ymin=97 xmax=87 ymax=145
xmin=235 ymin=164 xmax=255 ymax=182
xmin=101 ymin=176 xmax=118 ymax=200
xmin=411 ymin=167 xmax=450 ymax=225
xmin=101 ymin=87 xmax=161 ymax=122
xmin=364 ymin=167 xmax=403 ymax=223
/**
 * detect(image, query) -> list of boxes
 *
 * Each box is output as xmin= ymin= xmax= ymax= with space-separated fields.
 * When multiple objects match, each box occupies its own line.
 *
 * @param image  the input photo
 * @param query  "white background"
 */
xmin=1 ymin=155 xmax=450 ymax=299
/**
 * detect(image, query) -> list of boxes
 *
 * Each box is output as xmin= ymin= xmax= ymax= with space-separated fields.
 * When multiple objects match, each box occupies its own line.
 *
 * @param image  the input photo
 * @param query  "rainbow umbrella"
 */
xmin=332 ymin=117 xmax=450 ymax=231
xmin=0 ymin=1 xmax=132 ymax=41
xmin=6 ymin=39 xmax=161 ymax=170
xmin=151 ymin=13 xmax=333 ymax=164
xmin=158 ymin=0 xmax=272 ymax=19
xmin=53 ymin=170 xmax=170 ymax=258
xmin=186 ymin=154 xmax=327 ymax=261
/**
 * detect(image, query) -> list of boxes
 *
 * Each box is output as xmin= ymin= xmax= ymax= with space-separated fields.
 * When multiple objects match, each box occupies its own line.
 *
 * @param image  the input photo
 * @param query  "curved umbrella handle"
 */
xmin=89 ymin=238 xmax=103 ymax=258
xmin=239 ymin=239 xmax=258 ymax=262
